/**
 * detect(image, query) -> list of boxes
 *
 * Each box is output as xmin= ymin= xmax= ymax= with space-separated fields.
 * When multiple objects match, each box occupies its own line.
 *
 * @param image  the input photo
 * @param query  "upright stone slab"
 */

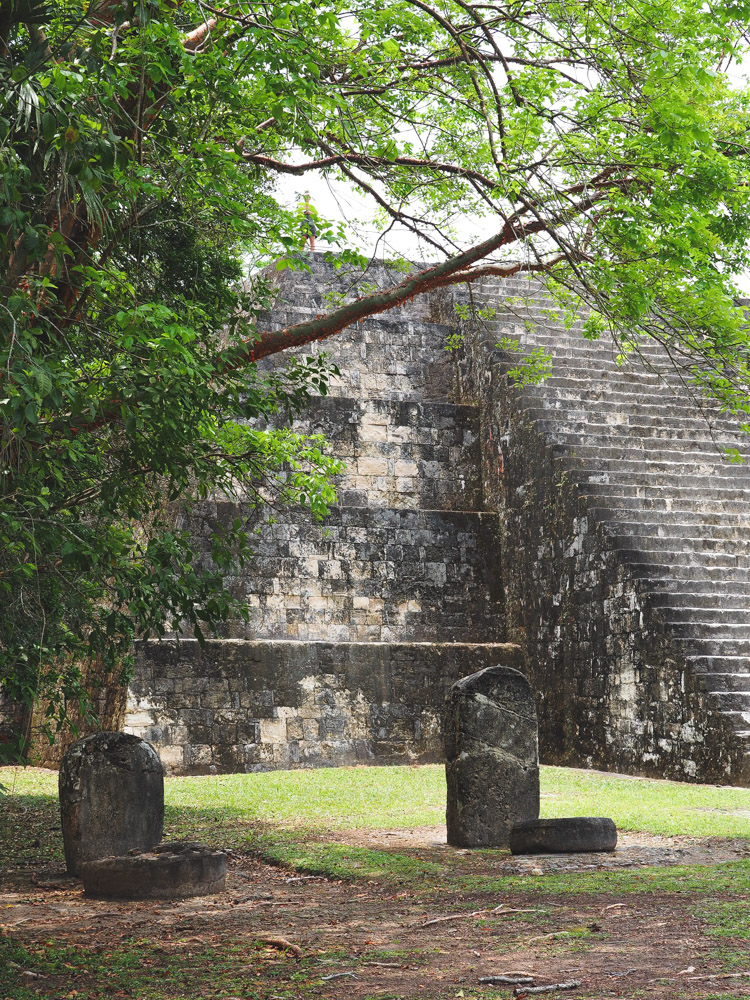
xmin=59 ymin=732 xmax=164 ymax=876
xmin=445 ymin=665 xmax=539 ymax=847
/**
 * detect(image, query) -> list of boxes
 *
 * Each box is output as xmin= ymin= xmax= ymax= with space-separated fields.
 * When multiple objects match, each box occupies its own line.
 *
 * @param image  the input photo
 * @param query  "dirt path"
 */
xmin=2 ymin=831 xmax=749 ymax=999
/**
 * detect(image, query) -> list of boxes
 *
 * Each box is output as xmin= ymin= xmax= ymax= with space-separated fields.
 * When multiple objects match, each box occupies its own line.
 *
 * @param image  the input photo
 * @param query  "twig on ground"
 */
xmin=230 ymin=870 xmax=259 ymax=881
xmin=420 ymin=906 xmax=538 ymax=928
xmin=320 ymin=972 xmax=359 ymax=981
xmin=687 ymin=972 xmax=750 ymax=981
xmin=514 ymin=982 xmax=581 ymax=995
xmin=254 ymin=934 xmax=302 ymax=959
xmin=366 ymin=962 xmax=403 ymax=968
xmin=479 ymin=974 xmax=535 ymax=985
xmin=231 ymin=895 xmax=284 ymax=905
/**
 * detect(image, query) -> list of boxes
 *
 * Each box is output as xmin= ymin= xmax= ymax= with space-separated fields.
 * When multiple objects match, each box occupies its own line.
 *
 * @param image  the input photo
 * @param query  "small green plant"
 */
xmin=495 ymin=336 xmax=553 ymax=385
xmin=582 ymin=311 xmax=606 ymax=341
xmin=322 ymin=289 xmax=347 ymax=309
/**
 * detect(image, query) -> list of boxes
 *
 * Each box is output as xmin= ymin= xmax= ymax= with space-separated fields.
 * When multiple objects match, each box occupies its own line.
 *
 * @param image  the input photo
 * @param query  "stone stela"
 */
xmin=59 ymin=732 xmax=164 ymax=876
xmin=444 ymin=664 xmax=540 ymax=848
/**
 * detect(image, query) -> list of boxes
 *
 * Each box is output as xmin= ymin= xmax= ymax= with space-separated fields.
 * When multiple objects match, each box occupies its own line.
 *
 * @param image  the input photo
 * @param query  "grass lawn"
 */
xmin=6 ymin=760 xmax=749 ymax=842
xmin=1 ymin=763 xmax=749 ymax=1000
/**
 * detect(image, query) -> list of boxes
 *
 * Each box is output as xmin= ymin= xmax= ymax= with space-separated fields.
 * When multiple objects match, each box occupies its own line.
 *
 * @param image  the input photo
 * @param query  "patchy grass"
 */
xmin=256 ymin=837 xmax=447 ymax=882
xmin=254 ymin=831 xmax=750 ymax=897
xmin=0 ymin=936 xmax=323 ymax=1000
xmin=701 ymin=899 xmax=750 ymax=972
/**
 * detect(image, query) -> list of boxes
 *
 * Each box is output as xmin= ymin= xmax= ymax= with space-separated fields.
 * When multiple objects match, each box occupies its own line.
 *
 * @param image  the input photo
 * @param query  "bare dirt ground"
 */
xmin=2 ymin=829 xmax=749 ymax=1000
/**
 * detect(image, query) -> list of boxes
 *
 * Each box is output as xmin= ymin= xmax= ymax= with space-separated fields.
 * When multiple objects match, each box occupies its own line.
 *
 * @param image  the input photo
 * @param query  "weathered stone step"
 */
xmin=581 ymin=483 xmax=750 ymax=504
xmin=717 ymin=709 xmax=750 ymax=727
xmin=647 ymin=593 xmax=749 ymax=619
xmin=648 ymin=592 xmax=750 ymax=610
xmin=126 ymin=638 xmax=525 ymax=774
xmin=695 ymin=672 xmax=750 ymax=693
xmin=545 ymin=431 xmax=749 ymax=463
xmin=570 ymin=465 xmax=750 ymax=490
xmin=556 ymin=449 xmax=750 ymax=477
xmin=603 ymin=520 xmax=750 ymax=541
xmin=526 ymin=370 xmax=701 ymax=393
xmin=509 ymin=350 xmax=705 ymax=383
xmin=611 ymin=536 xmax=750 ymax=562
xmin=508 ymin=358 xmax=688 ymax=387
xmin=254 ymin=396 xmax=482 ymax=511
xmin=686 ymin=652 xmax=750 ymax=665
xmin=666 ymin=622 xmax=750 ymax=641
xmin=505 ymin=329 xmax=711 ymax=362
xmin=499 ymin=324 xmax=689 ymax=355
xmin=523 ymin=395 xmax=738 ymax=422
xmin=183 ymin=503 xmax=503 ymax=644
xmin=533 ymin=421 xmax=747 ymax=450
xmin=514 ymin=353 xmax=720 ymax=389
xmin=649 ymin=601 xmax=750 ymax=627
xmin=529 ymin=382 xmax=724 ymax=410
xmin=522 ymin=400 xmax=746 ymax=433
xmin=624 ymin=561 xmax=750 ymax=583
xmin=590 ymin=503 xmax=750 ymax=523
xmin=671 ymin=636 xmax=750 ymax=657
xmin=641 ymin=577 xmax=750 ymax=595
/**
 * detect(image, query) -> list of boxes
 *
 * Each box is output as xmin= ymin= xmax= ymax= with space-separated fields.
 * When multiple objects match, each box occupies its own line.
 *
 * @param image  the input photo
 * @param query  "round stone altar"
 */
xmin=79 ymin=841 xmax=227 ymax=899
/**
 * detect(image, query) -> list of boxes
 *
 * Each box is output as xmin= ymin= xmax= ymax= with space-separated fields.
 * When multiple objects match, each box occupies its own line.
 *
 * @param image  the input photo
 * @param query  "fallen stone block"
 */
xmin=509 ymin=817 xmax=618 ymax=854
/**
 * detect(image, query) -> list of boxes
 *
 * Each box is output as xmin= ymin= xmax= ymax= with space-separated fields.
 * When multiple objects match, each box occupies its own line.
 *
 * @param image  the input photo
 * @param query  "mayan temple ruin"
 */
xmin=118 ymin=255 xmax=750 ymax=785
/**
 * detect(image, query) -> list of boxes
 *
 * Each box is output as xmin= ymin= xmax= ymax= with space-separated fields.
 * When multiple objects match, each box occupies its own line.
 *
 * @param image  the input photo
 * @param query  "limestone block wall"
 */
xmin=128 ymin=640 xmax=524 ymax=773
xmin=252 ymin=397 xmax=482 ymax=510
xmin=182 ymin=503 xmax=502 ymax=643
xmin=126 ymin=257 xmax=510 ymax=773
xmin=255 ymin=257 xmax=457 ymax=402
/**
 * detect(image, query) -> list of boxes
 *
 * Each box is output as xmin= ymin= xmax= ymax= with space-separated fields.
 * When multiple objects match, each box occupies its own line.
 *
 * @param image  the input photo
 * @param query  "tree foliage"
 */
xmin=2 ymin=0 xmax=750 ymax=749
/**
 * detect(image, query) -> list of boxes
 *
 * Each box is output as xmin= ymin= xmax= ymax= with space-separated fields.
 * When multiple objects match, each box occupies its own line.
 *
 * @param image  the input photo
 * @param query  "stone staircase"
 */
xmin=459 ymin=277 xmax=750 ymax=783
xmin=126 ymin=257 xmax=518 ymax=773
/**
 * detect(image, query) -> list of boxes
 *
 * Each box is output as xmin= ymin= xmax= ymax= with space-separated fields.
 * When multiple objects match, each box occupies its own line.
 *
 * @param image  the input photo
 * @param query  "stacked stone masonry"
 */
xmin=128 ymin=640 xmax=524 ymax=772
xmin=127 ymin=256 xmax=750 ymax=783
xmin=127 ymin=258 xmax=509 ymax=772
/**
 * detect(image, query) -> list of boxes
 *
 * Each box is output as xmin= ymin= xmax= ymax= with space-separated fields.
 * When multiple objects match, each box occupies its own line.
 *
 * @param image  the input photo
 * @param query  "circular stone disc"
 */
xmin=79 ymin=841 xmax=227 ymax=899
xmin=509 ymin=817 xmax=617 ymax=855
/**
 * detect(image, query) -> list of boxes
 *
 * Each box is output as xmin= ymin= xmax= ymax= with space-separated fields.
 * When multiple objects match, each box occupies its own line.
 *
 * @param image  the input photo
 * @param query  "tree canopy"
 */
xmin=2 ymin=0 xmax=750 ymax=751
